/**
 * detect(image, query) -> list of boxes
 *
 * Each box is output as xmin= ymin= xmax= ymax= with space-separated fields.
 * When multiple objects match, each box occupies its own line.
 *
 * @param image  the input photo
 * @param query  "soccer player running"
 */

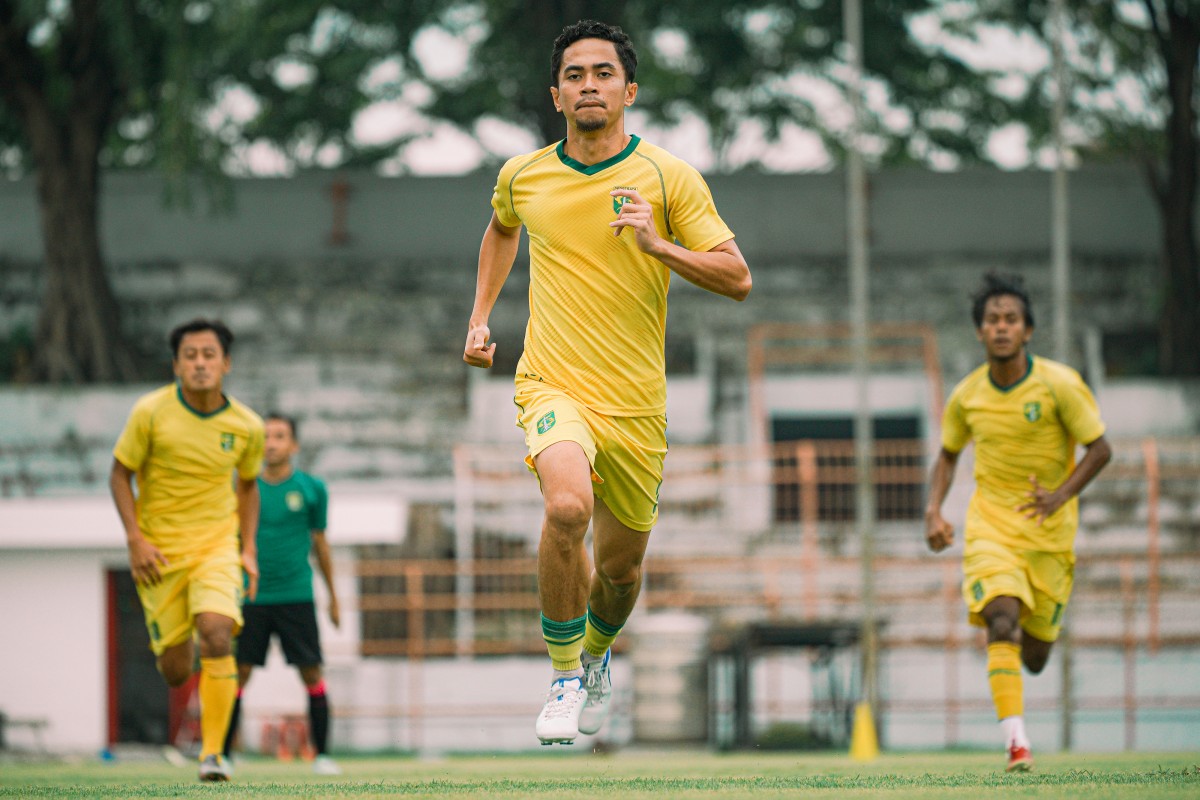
xmin=110 ymin=319 xmax=264 ymax=782
xmin=222 ymin=413 xmax=342 ymax=775
xmin=463 ymin=19 xmax=751 ymax=745
xmin=925 ymin=274 xmax=1111 ymax=771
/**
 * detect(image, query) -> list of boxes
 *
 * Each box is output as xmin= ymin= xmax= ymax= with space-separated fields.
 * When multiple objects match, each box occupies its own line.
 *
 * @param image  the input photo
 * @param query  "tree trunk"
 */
xmin=30 ymin=144 xmax=136 ymax=383
xmin=0 ymin=0 xmax=137 ymax=383
xmin=1154 ymin=8 xmax=1200 ymax=376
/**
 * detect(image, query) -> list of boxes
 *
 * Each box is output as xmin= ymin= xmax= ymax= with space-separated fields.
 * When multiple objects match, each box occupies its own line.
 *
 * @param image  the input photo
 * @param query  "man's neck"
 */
xmin=562 ymin=125 xmax=630 ymax=166
xmin=261 ymin=462 xmax=294 ymax=483
xmin=179 ymin=385 xmax=225 ymax=414
xmin=989 ymin=351 xmax=1030 ymax=388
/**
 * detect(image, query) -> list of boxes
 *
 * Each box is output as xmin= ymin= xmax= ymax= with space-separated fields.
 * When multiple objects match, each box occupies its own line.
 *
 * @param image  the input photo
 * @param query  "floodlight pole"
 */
xmin=844 ymin=0 xmax=878 ymax=720
xmin=1050 ymin=0 xmax=1074 ymax=751
xmin=1051 ymin=0 xmax=1071 ymax=366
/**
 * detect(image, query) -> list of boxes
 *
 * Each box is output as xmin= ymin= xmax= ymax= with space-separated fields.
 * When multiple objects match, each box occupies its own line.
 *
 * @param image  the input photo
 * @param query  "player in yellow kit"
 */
xmin=462 ymin=19 xmax=751 ymax=745
xmin=110 ymin=319 xmax=264 ymax=781
xmin=925 ymin=274 xmax=1111 ymax=772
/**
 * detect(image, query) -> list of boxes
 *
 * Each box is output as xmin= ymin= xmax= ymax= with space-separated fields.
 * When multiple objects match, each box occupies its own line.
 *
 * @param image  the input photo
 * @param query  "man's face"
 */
xmin=977 ymin=294 xmax=1032 ymax=361
xmin=550 ymin=38 xmax=637 ymax=133
xmin=173 ymin=330 xmax=229 ymax=392
xmin=263 ymin=418 xmax=298 ymax=467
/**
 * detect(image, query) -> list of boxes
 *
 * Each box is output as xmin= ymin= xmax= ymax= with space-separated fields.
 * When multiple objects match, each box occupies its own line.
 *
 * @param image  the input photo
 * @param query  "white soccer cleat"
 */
xmin=312 ymin=754 xmax=343 ymax=775
xmin=578 ymin=649 xmax=612 ymax=735
xmin=198 ymin=753 xmax=232 ymax=782
xmin=535 ymin=675 xmax=587 ymax=745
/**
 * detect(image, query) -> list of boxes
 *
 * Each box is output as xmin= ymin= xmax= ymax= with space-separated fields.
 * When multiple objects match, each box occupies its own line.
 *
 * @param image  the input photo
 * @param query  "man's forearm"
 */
xmin=236 ymin=482 xmax=260 ymax=551
xmin=650 ymin=240 xmax=750 ymax=301
xmin=470 ymin=219 xmax=521 ymax=326
xmin=925 ymin=450 xmax=958 ymax=516
xmin=1054 ymin=437 xmax=1113 ymax=503
xmin=313 ymin=535 xmax=337 ymax=596
xmin=109 ymin=463 xmax=142 ymax=543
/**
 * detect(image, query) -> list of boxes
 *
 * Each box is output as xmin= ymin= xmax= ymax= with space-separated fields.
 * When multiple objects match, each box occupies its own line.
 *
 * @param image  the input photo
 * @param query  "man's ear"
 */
xmin=550 ymin=86 xmax=562 ymax=112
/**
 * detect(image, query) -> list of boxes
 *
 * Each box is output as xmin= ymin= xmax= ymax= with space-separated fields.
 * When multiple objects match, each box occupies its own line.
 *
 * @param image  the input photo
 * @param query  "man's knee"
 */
xmin=158 ymin=649 xmax=194 ymax=687
xmin=981 ymin=596 xmax=1023 ymax=643
xmin=1022 ymin=637 xmax=1053 ymax=674
xmin=543 ymin=493 xmax=592 ymax=536
xmin=597 ymin=560 xmax=641 ymax=597
xmin=194 ymin=613 xmax=235 ymax=657
xmin=1022 ymin=651 xmax=1049 ymax=674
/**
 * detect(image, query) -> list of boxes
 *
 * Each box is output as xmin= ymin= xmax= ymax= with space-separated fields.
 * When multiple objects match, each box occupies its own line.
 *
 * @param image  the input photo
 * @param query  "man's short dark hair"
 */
xmin=971 ymin=272 xmax=1034 ymax=329
xmin=169 ymin=318 xmax=234 ymax=357
xmin=551 ymin=19 xmax=637 ymax=86
xmin=265 ymin=412 xmax=299 ymax=440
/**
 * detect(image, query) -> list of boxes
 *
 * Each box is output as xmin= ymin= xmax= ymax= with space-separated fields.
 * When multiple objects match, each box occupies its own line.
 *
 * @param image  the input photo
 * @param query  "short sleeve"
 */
xmin=237 ymin=420 xmax=264 ymax=480
xmin=490 ymin=157 xmax=523 ymax=229
xmin=665 ymin=162 xmax=734 ymax=253
xmin=309 ymin=477 xmax=329 ymax=531
xmin=113 ymin=399 xmax=153 ymax=471
xmin=1055 ymin=369 xmax=1106 ymax=445
xmin=941 ymin=388 xmax=970 ymax=454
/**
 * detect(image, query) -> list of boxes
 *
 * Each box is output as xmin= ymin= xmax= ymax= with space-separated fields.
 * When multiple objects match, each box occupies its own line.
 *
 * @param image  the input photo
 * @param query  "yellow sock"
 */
xmin=541 ymin=614 xmax=586 ymax=672
xmin=199 ymin=655 xmax=239 ymax=759
xmin=987 ymin=641 xmax=1023 ymax=720
xmin=582 ymin=606 xmax=623 ymax=659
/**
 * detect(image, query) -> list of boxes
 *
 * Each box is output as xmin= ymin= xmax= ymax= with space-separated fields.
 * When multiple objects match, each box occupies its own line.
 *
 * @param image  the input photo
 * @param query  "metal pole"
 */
xmin=844 ymin=0 xmax=878 ymax=720
xmin=1049 ymin=0 xmax=1074 ymax=750
xmin=1051 ymin=0 xmax=1071 ymax=364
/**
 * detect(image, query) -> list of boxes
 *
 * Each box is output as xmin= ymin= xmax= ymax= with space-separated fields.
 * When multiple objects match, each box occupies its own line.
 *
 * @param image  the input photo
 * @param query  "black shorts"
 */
xmin=237 ymin=602 xmax=323 ymax=667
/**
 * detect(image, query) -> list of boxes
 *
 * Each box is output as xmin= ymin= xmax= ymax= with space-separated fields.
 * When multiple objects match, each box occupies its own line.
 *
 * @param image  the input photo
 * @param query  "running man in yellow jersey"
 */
xmin=463 ymin=19 xmax=751 ymax=745
xmin=110 ymin=319 xmax=264 ymax=781
xmin=925 ymin=274 xmax=1111 ymax=772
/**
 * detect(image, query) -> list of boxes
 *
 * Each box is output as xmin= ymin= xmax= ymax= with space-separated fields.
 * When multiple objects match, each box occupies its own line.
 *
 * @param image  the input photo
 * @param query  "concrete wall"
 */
xmin=0 ymin=165 xmax=1167 ymax=263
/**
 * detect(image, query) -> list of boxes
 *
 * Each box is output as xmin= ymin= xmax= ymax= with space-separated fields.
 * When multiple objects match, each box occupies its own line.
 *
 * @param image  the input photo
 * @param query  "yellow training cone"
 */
xmin=849 ymin=701 xmax=880 ymax=761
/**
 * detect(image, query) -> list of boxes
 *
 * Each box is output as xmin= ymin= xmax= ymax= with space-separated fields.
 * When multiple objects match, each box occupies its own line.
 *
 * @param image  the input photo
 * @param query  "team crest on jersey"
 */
xmin=612 ymin=186 xmax=637 ymax=214
xmin=537 ymin=411 xmax=556 ymax=435
xmin=286 ymin=490 xmax=304 ymax=512
xmin=1023 ymin=402 xmax=1041 ymax=423
xmin=220 ymin=432 xmax=235 ymax=451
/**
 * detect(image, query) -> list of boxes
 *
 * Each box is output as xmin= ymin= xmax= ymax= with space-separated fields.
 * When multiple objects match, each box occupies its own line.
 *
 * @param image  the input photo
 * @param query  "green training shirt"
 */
xmin=249 ymin=470 xmax=328 ymax=605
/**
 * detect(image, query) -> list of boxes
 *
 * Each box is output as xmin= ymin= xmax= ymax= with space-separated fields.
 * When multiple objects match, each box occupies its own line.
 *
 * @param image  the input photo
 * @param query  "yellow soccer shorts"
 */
xmin=515 ymin=378 xmax=667 ymax=532
xmin=135 ymin=544 xmax=244 ymax=656
xmin=961 ymin=536 xmax=1075 ymax=642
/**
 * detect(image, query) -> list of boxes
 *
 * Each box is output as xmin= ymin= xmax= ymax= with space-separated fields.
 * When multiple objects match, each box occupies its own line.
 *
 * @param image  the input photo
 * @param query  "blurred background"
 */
xmin=0 ymin=0 xmax=1197 ymax=760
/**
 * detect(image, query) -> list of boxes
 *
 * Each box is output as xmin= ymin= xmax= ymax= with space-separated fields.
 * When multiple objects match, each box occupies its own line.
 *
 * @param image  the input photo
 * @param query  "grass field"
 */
xmin=2 ymin=750 xmax=1198 ymax=799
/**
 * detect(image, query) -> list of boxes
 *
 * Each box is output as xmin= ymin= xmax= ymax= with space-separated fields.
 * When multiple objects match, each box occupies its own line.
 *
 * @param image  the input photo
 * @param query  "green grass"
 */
xmin=2 ymin=750 xmax=1197 ymax=799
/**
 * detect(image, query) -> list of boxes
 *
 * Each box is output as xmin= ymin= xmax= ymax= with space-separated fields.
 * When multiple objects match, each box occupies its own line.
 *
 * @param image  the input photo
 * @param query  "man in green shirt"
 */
xmin=223 ymin=413 xmax=342 ymax=775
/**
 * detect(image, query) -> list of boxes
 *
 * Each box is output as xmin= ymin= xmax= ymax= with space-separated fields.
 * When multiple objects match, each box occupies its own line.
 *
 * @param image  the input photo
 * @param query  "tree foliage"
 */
xmin=0 ymin=0 xmax=430 ymax=381
xmin=953 ymin=0 xmax=1198 ymax=374
xmin=408 ymin=0 xmax=1022 ymax=168
xmin=0 ymin=0 xmax=1194 ymax=380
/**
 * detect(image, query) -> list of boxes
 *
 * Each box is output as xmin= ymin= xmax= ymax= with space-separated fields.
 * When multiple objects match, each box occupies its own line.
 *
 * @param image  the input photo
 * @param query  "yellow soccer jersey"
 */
xmin=113 ymin=384 xmax=264 ymax=559
xmin=492 ymin=135 xmax=734 ymax=416
xmin=942 ymin=355 xmax=1106 ymax=552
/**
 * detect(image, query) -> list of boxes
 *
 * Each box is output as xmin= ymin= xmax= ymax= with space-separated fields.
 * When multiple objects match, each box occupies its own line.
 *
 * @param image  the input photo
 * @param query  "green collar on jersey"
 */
xmin=175 ymin=383 xmax=230 ymax=418
xmin=988 ymin=353 xmax=1034 ymax=393
xmin=557 ymin=134 xmax=640 ymax=175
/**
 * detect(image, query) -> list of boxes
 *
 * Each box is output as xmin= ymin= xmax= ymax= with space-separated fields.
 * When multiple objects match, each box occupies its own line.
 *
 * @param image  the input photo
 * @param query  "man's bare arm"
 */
xmin=311 ymin=530 xmax=340 ymax=628
xmin=1018 ymin=435 xmax=1113 ymax=524
xmin=110 ymin=458 xmax=168 ymax=585
xmin=464 ymin=212 xmax=523 ymax=368
xmin=924 ymin=447 xmax=961 ymax=552
xmin=609 ymin=189 xmax=751 ymax=301
xmin=236 ymin=477 xmax=261 ymax=600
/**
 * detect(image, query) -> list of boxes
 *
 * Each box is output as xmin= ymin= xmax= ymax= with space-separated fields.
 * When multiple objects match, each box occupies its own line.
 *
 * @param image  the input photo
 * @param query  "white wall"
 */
xmin=0 ymin=492 xmax=407 ymax=754
xmin=0 ymin=550 xmax=118 ymax=752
